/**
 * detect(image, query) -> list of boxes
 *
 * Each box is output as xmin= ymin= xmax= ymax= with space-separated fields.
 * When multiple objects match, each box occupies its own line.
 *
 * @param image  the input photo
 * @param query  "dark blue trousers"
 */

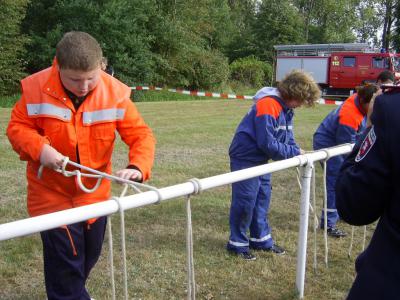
xmin=322 ymin=155 xmax=344 ymax=228
xmin=313 ymin=138 xmax=344 ymax=228
xmin=40 ymin=216 xmax=107 ymax=300
xmin=227 ymin=159 xmax=274 ymax=253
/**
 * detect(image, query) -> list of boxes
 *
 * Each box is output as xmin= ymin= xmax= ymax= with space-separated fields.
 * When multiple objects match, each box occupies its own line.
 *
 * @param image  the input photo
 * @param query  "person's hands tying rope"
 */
xmin=39 ymin=144 xmax=64 ymax=170
xmin=115 ymin=168 xmax=143 ymax=182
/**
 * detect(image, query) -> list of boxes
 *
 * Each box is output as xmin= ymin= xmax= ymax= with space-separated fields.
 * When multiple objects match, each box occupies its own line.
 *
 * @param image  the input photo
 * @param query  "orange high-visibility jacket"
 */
xmin=7 ymin=61 xmax=156 ymax=217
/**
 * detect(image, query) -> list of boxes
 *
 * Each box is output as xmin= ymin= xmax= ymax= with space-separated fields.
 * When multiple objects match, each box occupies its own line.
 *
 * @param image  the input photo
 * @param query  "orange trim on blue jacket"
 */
xmin=313 ymin=93 xmax=367 ymax=148
xmin=256 ymin=97 xmax=283 ymax=118
xmin=229 ymin=92 xmax=300 ymax=163
xmin=338 ymin=94 xmax=366 ymax=131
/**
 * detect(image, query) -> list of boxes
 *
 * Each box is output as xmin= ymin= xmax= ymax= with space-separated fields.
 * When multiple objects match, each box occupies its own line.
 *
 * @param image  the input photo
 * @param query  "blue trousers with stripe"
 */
xmin=227 ymin=159 xmax=274 ymax=253
xmin=313 ymin=138 xmax=344 ymax=228
xmin=40 ymin=216 xmax=107 ymax=300
xmin=321 ymin=155 xmax=344 ymax=228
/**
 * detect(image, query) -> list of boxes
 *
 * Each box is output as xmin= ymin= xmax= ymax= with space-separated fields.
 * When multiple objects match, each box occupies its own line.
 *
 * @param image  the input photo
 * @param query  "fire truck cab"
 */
xmin=274 ymin=43 xmax=400 ymax=99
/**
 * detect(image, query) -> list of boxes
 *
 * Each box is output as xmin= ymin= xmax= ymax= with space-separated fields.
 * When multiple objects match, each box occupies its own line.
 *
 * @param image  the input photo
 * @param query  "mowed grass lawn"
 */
xmin=0 ymin=100 xmax=374 ymax=299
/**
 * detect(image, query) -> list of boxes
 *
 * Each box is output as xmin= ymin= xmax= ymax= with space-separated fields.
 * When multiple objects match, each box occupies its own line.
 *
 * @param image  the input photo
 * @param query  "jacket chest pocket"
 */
xmin=90 ymin=122 xmax=116 ymax=141
xmin=36 ymin=117 xmax=69 ymax=141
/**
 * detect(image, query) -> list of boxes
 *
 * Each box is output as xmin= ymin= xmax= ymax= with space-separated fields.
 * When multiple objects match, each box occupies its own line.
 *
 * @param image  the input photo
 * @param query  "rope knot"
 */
xmin=321 ymin=149 xmax=332 ymax=161
xmin=188 ymin=178 xmax=202 ymax=195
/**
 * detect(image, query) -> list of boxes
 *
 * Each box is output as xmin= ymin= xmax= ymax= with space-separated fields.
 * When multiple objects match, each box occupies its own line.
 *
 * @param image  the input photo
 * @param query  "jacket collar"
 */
xmin=354 ymin=94 xmax=367 ymax=116
xmin=42 ymin=58 xmax=70 ymax=104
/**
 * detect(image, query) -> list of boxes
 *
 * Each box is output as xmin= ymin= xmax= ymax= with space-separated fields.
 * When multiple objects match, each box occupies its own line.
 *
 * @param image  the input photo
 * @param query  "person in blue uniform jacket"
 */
xmin=314 ymin=71 xmax=394 ymax=238
xmin=313 ymin=70 xmax=398 ymax=237
xmin=227 ymin=70 xmax=321 ymax=260
xmin=335 ymin=86 xmax=400 ymax=299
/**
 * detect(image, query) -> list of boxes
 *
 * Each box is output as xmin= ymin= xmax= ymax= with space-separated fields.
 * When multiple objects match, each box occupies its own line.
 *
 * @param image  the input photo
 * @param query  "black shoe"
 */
xmin=327 ymin=227 xmax=347 ymax=238
xmin=228 ymin=250 xmax=256 ymax=261
xmin=252 ymin=244 xmax=286 ymax=255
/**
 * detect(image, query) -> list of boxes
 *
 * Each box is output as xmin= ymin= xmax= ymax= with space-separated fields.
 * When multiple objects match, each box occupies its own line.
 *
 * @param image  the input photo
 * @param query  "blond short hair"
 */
xmin=56 ymin=31 xmax=103 ymax=71
xmin=278 ymin=70 xmax=321 ymax=106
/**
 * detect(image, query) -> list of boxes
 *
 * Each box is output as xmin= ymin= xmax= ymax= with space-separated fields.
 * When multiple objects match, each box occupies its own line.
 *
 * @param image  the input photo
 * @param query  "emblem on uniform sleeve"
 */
xmin=355 ymin=126 xmax=376 ymax=162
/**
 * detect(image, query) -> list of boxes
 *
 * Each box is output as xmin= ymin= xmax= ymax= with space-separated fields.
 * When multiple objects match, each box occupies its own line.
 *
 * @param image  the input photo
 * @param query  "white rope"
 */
xmin=107 ymin=215 xmax=116 ymax=300
xmin=348 ymin=226 xmax=368 ymax=258
xmin=111 ymin=184 xmax=130 ymax=300
xmin=322 ymin=159 xmax=329 ymax=267
xmin=362 ymin=225 xmax=367 ymax=250
xmin=186 ymin=195 xmax=195 ymax=300
xmin=296 ymin=168 xmax=318 ymax=223
xmin=311 ymin=167 xmax=318 ymax=272
xmin=348 ymin=226 xmax=355 ymax=258
xmin=320 ymin=149 xmax=331 ymax=268
xmin=37 ymin=157 xmax=155 ymax=193
xmin=295 ymin=167 xmax=302 ymax=190
xmin=185 ymin=178 xmax=202 ymax=300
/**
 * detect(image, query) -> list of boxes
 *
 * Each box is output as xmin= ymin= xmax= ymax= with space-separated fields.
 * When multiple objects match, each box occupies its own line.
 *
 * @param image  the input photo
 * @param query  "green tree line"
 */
xmin=0 ymin=0 xmax=399 ymax=96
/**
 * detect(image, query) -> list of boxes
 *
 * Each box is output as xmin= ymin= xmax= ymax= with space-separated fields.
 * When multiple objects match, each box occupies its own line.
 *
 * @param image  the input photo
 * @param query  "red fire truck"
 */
xmin=274 ymin=43 xmax=400 ymax=99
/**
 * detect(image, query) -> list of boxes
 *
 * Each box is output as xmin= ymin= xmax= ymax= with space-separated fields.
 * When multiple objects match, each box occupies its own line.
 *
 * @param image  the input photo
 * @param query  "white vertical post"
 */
xmin=295 ymin=162 xmax=314 ymax=299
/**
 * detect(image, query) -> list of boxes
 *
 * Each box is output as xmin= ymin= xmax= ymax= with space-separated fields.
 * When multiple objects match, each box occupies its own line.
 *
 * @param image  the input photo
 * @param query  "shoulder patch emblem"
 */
xmin=355 ymin=126 xmax=376 ymax=162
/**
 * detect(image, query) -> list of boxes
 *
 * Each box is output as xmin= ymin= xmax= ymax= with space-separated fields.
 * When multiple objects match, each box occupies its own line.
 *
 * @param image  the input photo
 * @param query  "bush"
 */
xmin=166 ymin=47 xmax=230 ymax=90
xmin=229 ymin=56 xmax=272 ymax=87
xmin=0 ymin=0 xmax=29 ymax=95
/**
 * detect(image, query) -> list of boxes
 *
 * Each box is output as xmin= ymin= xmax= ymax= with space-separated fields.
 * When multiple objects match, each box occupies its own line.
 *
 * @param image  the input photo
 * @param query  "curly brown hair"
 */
xmin=277 ymin=70 xmax=321 ymax=107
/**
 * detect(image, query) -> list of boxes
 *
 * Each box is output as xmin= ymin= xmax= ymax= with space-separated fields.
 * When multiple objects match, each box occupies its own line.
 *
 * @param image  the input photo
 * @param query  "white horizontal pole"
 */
xmin=0 ymin=144 xmax=353 ymax=242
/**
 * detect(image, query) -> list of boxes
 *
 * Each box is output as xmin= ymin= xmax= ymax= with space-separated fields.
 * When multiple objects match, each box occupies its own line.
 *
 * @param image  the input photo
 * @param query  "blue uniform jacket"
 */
xmin=314 ymin=94 xmax=367 ymax=148
xmin=229 ymin=87 xmax=300 ymax=163
xmin=335 ymin=89 xmax=400 ymax=299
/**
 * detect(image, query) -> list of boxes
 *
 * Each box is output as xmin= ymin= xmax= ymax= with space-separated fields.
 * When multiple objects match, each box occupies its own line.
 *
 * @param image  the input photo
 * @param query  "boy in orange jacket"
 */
xmin=7 ymin=31 xmax=155 ymax=300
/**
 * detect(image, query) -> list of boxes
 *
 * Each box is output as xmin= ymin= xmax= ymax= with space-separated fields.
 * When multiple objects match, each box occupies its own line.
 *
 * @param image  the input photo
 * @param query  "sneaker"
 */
xmin=252 ymin=244 xmax=286 ymax=255
xmin=228 ymin=249 xmax=256 ymax=261
xmin=327 ymin=227 xmax=347 ymax=238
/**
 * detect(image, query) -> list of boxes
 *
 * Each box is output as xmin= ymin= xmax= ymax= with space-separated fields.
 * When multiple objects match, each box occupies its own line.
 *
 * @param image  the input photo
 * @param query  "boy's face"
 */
xmin=59 ymin=67 xmax=101 ymax=97
xmin=285 ymin=99 xmax=303 ymax=109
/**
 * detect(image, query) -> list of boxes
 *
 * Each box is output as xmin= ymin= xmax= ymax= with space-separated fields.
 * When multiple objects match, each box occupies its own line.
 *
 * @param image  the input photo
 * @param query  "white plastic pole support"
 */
xmin=296 ymin=162 xmax=314 ymax=299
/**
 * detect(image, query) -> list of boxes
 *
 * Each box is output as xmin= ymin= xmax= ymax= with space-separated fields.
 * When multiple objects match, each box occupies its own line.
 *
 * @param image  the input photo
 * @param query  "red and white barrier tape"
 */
xmin=131 ymin=86 xmax=341 ymax=104
xmin=317 ymin=99 xmax=341 ymax=105
xmin=131 ymin=86 xmax=253 ymax=100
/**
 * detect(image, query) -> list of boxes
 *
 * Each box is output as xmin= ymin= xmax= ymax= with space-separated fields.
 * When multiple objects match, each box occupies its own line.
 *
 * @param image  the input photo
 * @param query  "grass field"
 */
xmin=0 ymin=99 xmax=374 ymax=299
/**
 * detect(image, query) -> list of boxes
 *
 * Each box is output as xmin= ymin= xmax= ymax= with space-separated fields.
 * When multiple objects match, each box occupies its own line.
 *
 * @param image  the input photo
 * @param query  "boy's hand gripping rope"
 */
xmin=37 ymin=156 xmax=158 ymax=194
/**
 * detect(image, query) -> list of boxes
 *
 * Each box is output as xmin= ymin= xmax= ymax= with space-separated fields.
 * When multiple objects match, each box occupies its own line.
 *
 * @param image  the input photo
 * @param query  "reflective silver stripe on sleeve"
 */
xmin=83 ymin=108 xmax=125 ymax=125
xmin=26 ymin=103 xmax=71 ymax=121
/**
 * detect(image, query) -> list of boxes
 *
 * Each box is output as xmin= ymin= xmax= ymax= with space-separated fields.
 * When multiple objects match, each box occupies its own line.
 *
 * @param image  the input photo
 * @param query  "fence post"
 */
xmin=295 ymin=162 xmax=314 ymax=299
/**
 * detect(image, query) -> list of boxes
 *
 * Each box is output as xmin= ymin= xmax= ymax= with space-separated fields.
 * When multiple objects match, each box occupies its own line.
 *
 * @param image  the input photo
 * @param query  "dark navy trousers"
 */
xmin=40 ymin=216 xmax=107 ymax=300
xmin=313 ymin=138 xmax=344 ymax=228
xmin=322 ymin=155 xmax=344 ymax=228
xmin=227 ymin=159 xmax=274 ymax=253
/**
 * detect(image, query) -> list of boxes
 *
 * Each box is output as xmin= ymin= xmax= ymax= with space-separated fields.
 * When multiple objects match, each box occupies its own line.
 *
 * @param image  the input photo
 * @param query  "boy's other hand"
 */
xmin=40 ymin=144 xmax=64 ymax=170
xmin=116 ymin=168 xmax=143 ymax=183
